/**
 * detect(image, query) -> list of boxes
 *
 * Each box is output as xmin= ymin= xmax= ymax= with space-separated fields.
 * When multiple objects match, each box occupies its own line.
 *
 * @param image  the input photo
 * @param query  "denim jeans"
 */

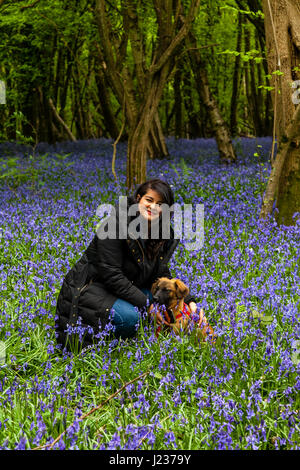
xmin=111 ymin=288 xmax=153 ymax=339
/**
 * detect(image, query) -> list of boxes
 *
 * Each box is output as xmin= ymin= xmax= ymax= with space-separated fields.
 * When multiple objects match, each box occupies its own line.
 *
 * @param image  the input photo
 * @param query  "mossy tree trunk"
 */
xmin=260 ymin=0 xmax=300 ymax=225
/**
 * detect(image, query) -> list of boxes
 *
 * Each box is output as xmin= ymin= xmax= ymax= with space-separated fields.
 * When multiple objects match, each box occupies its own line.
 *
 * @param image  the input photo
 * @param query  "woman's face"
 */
xmin=137 ymin=189 xmax=164 ymax=223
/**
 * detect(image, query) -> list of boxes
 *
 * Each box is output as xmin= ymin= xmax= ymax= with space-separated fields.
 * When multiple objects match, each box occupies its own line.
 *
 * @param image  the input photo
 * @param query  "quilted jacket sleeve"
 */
xmin=95 ymin=236 xmax=148 ymax=308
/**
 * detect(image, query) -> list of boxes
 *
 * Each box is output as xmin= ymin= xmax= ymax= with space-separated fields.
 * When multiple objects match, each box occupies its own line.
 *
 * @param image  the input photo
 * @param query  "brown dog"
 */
xmin=149 ymin=277 xmax=216 ymax=342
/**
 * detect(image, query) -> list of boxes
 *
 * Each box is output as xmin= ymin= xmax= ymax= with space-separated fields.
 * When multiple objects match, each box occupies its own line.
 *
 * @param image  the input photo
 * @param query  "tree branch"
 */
xmin=48 ymin=98 xmax=77 ymax=142
xmin=32 ymin=370 xmax=150 ymax=450
xmin=94 ymin=0 xmax=125 ymax=103
xmin=20 ymin=0 xmax=41 ymax=11
xmin=149 ymin=0 xmax=201 ymax=76
xmin=124 ymin=0 xmax=146 ymax=92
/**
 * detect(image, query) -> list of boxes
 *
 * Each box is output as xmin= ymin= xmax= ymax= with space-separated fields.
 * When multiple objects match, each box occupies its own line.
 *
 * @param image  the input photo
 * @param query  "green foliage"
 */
xmin=0 ymin=0 xmax=273 ymax=140
xmin=219 ymin=48 xmax=263 ymax=64
xmin=220 ymin=4 xmax=264 ymax=19
xmin=170 ymin=157 xmax=193 ymax=184
xmin=0 ymin=0 xmax=96 ymax=141
xmin=0 ymin=111 xmax=36 ymax=146
xmin=0 ymin=156 xmax=37 ymax=189
xmin=0 ymin=152 xmax=75 ymax=192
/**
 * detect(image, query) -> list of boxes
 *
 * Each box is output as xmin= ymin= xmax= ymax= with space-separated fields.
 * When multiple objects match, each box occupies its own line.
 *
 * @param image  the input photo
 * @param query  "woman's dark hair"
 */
xmin=134 ymin=178 xmax=174 ymax=208
xmin=132 ymin=179 xmax=175 ymax=261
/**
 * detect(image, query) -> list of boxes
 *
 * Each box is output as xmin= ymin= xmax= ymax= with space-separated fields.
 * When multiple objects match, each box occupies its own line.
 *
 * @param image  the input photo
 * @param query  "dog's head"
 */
xmin=151 ymin=277 xmax=189 ymax=308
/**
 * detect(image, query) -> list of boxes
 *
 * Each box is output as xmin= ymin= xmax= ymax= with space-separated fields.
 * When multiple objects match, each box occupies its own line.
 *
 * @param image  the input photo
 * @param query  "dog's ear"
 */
xmin=174 ymin=279 xmax=189 ymax=299
xmin=151 ymin=279 xmax=160 ymax=295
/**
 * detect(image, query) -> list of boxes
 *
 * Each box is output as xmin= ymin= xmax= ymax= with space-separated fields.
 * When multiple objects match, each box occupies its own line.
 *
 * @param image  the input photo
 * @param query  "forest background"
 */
xmin=1 ymin=0 xmax=300 ymax=226
xmin=0 ymin=0 xmax=271 ymax=144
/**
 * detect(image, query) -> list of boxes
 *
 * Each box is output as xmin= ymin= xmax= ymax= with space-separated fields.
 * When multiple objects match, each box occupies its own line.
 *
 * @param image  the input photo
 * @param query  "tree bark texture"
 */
xmin=186 ymin=31 xmax=236 ymax=163
xmin=260 ymin=103 xmax=300 ymax=222
xmin=263 ymin=0 xmax=300 ymax=138
xmin=261 ymin=0 xmax=300 ymax=225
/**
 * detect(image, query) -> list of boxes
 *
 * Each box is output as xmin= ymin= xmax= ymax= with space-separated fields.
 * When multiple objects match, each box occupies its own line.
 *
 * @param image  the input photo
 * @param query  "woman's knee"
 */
xmin=111 ymin=299 xmax=139 ymax=338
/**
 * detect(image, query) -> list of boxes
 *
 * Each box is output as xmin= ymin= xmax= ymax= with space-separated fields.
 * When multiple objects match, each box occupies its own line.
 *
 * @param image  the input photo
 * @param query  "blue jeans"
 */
xmin=111 ymin=288 xmax=153 ymax=339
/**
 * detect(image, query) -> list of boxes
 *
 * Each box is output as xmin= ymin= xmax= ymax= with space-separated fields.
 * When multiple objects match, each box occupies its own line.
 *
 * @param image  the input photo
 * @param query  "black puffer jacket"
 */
xmin=55 ymin=199 xmax=196 ymax=349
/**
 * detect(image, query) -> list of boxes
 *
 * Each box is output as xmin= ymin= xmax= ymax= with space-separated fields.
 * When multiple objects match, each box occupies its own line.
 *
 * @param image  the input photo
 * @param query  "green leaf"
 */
xmin=261 ymin=316 xmax=273 ymax=324
xmin=251 ymin=310 xmax=262 ymax=319
xmin=153 ymin=372 xmax=163 ymax=380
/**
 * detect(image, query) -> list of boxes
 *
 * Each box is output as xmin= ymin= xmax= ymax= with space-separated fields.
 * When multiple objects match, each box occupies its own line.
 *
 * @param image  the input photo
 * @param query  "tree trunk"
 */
xmin=260 ymin=104 xmax=300 ymax=222
xmin=174 ymin=67 xmax=183 ymax=139
xmin=60 ymin=50 xmax=72 ymax=119
xmin=263 ymin=0 xmax=300 ymax=138
xmin=187 ymin=30 xmax=236 ymax=163
xmin=260 ymin=0 xmax=300 ymax=225
xmin=94 ymin=61 xmax=120 ymax=140
xmin=230 ymin=12 xmax=243 ymax=136
xmin=37 ymin=86 xmax=57 ymax=143
xmin=48 ymin=98 xmax=76 ymax=142
xmin=126 ymin=63 xmax=171 ymax=188
xmin=148 ymin=112 xmax=170 ymax=159
xmin=95 ymin=0 xmax=200 ymax=190
xmin=277 ymin=139 xmax=300 ymax=225
xmin=244 ymin=25 xmax=264 ymax=136
xmin=183 ymin=73 xmax=204 ymax=137
xmin=200 ymin=64 xmax=236 ymax=162
xmin=187 ymin=30 xmax=236 ymax=162
xmin=72 ymin=63 xmax=86 ymax=140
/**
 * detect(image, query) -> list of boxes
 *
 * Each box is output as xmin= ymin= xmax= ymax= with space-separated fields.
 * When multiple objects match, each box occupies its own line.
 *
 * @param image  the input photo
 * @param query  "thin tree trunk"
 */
xmin=187 ymin=30 xmax=236 ymax=163
xmin=72 ymin=65 xmax=85 ymax=140
xmin=244 ymin=26 xmax=256 ymax=136
xmin=49 ymin=98 xmax=76 ymax=142
xmin=37 ymin=85 xmax=57 ymax=143
xmin=230 ymin=12 xmax=243 ymax=136
xmin=148 ymin=112 xmax=170 ymax=159
xmin=174 ymin=67 xmax=183 ymax=139
xmin=183 ymin=74 xmax=204 ymax=137
xmin=93 ymin=43 xmax=122 ymax=140
xmin=60 ymin=49 xmax=72 ymax=118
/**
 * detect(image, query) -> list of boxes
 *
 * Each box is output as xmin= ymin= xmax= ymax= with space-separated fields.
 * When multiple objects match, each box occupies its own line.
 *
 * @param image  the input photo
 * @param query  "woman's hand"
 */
xmin=188 ymin=302 xmax=205 ymax=324
xmin=188 ymin=302 xmax=197 ymax=313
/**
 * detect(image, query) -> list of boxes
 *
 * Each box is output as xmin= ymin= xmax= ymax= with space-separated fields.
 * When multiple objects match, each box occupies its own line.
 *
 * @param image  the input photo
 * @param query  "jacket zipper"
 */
xmin=136 ymin=238 xmax=145 ymax=263
xmin=129 ymin=231 xmax=145 ymax=264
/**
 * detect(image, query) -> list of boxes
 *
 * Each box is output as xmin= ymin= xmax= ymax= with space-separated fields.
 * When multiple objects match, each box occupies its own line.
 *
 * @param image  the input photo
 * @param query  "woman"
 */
xmin=55 ymin=178 xmax=197 ymax=351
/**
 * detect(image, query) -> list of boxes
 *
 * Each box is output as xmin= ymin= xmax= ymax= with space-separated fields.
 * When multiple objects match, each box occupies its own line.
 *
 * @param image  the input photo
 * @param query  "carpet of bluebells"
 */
xmin=0 ymin=137 xmax=299 ymax=450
